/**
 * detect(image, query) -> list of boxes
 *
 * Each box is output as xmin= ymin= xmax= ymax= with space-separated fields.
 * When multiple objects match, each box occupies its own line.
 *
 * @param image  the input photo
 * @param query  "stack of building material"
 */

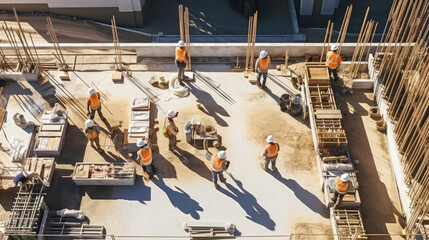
xmin=38 ymin=211 xmax=104 ymax=240
xmin=5 ymin=184 xmax=46 ymax=237
xmin=330 ymin=209 xmax=367 ymax=240
xmin=126 ymin=97 xmax=150 ymax=152
xmin=24 ymin=157 xmax=55 ymax=187
xmin=304 ymin=64 xmax=364 ymax=235
xmin=184 ymin=221 xmax=236 ymax=238
xmin=34 ymin=107 xmax=68 ymax=157
xmin=72 ymin=162 xmax=135 ymax=186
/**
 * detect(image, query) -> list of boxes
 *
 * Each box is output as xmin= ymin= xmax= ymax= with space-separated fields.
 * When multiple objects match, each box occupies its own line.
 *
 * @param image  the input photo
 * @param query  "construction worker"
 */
xmin=255 ymin=50 xmax=271 ymax=88
xmin=84 ymin=119 xmax=103 ymax=153
xmin=210 ymin=150 xmax=230 ymax=189
xmin=332 ymin=173 xmax=350 ymax=208
xmin=136 ymin=139 xmax=156 ymax=174
xmin=14 ymin=171 xmax=38 ymax=187
xmin=175 ymin=40 xmax=188 ymax=84
xmin=165 ymin=110 xmax=180 ymax=151
xmin=87 ymin=88 xmax=106 ymax=121
xmin=263 ymin=135 xmax=280 ymax=171
xmin=326 ymin=44 xmax=342 ymax=81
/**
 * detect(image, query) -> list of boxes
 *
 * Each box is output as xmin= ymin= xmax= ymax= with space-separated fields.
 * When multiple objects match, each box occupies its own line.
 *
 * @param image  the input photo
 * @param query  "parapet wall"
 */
xmin=0 ymin=43 xmax=380 ymax=59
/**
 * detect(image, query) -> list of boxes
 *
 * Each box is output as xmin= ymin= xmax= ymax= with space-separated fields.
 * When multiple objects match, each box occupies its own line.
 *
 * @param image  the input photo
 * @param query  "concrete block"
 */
xmin=59 ymin=71 xmax=70 ymax=80
xmin=112 ymin=72 xmax=123 ymax=82
xmin=248 ymin=72 xmax=257 ymax=84
xmin=0 ymin=68 xmax=40 ymax=81
xmin=183 ymin=72 xmax=195 ymax=81
xmin=352 ymin=79 xmax=373 ymax=90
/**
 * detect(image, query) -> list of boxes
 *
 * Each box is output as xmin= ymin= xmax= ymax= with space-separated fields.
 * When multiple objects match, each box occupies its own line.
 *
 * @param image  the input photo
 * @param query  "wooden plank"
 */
xmin=0 ymin=107 xmax=6 ymax=130
xmin=41 ymin=125 xmax=62 ymax=131
xmin=39 ymin=131 xmax=63 ymax=137
xmin=315 ymin=109 xmax=343 ymax=119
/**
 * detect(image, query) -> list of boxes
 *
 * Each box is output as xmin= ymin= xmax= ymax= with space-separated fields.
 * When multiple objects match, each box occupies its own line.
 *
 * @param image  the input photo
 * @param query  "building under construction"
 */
xmin=0 ymin=0 xmax=428 ymax=239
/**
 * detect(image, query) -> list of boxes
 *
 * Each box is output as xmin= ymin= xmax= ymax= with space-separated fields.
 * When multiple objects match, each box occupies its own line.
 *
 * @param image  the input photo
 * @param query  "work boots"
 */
xmin=214 ymin=183 xmax=220 ymax=189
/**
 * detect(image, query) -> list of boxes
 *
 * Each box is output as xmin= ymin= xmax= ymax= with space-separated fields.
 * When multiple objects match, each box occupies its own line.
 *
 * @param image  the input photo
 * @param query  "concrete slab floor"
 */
xmin=0 ymin=63 xmax=401 ymax=238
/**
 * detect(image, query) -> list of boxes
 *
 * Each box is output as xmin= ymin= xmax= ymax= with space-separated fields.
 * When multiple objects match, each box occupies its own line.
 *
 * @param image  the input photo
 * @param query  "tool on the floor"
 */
xmin=185 ymin=120 xmax=220 ymax=148
xmin=184 ymin=221 xmax=236 ymax=238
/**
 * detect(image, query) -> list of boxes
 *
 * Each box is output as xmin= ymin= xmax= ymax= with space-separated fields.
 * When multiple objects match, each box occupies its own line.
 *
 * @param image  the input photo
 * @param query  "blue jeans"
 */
xmin=211 ymin=170 xmax=224 ymax=184
xmin=264 ymin=157 xmax=277 ymax=169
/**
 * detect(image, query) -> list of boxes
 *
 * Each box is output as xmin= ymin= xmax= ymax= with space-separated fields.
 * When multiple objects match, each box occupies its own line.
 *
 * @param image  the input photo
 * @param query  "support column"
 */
xmin=300 ymin=0 xmax=314 ymax=15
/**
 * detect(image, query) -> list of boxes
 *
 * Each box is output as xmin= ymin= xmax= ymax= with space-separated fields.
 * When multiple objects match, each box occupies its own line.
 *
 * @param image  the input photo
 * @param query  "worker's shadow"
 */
xmin=152 ymin=176 xmax=203 ymax=219
xmin=270 ymin=171 xmax=329 ymax=218
xmin=84 ymin=177 xmax=151 ymax=204
xmin=172 ymin=148 xmax=212 ymax=181
xmin=218 ymin=173 xmax=276 ymax=231
xmin=185 ymin=81 xmax=230 ymax=127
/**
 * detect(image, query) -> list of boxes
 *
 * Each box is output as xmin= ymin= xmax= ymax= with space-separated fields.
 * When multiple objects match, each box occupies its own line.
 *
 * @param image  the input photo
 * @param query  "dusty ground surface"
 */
xmin=333 ymin=85 xmax=403 ymax=238
xmin=0 ymin=13 xmax=151 ymax=43
xmin=0 ymin=61 xmax=402 ymax=239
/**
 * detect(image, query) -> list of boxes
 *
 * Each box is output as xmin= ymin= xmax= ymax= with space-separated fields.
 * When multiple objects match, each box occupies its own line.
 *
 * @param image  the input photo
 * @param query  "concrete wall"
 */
xmin=369 ymin=54 xmax=411 ymax=221
xmin=0 ymin=43 xmax=380 ymax=59
xmin=0 ymin=0 xmax=149 ymax=27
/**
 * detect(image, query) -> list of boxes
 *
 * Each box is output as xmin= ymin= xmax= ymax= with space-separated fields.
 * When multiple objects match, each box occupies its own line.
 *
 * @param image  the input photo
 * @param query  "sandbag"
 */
xmin=323 ymin=163 xmax=354 ymax=171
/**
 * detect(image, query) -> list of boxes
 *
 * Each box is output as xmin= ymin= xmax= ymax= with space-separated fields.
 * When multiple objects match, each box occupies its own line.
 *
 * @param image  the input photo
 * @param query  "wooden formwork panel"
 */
xmin=306 ymin=65 xmax=330 ymax=85
xmin=331 ymin=209 xmax=367 ymax=240
xmin=317 ymin=129 xmax=348 ymax=147
xmin=316 ymin=119 xmax=343 ymax=129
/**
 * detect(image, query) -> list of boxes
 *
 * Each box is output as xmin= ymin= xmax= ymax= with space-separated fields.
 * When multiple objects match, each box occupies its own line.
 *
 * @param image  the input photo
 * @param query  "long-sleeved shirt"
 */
xmin=166 ymin=118 xmax=179 ymax=136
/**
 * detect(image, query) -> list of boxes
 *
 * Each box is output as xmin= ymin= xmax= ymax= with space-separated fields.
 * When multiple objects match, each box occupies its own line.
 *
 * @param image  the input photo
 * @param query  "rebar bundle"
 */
xmin=374 ymin=0 xmax=429 ymax=237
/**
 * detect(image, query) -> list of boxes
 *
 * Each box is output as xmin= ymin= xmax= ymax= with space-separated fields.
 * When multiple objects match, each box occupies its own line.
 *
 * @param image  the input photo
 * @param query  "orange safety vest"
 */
xmin=258 ymin=56 xmax=271 ymax=70
xmin=335 ymin=177 xmax=350 ymax=194
xmin=86 ymin=127 xmax=98 ymax=139
xmin=89 ymin=92 xmax=101 ymax=109
xmin=138 ymin=148 xmax=152 ymax=165
xmin=266 ymin=143 xmax=279 ymax=158
xmin=175 ymin=47 xmax=186 ymax=62
xmin=326 ymin=51 xmax=341 ymax=69
xmin=211 ymin=156 xmax=225 ymax=172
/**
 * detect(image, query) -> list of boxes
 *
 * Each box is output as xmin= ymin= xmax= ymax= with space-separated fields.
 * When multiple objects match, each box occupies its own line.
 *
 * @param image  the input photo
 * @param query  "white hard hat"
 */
xmin=260 ymin=50 xmax=268 ymax=58
xmin=17 ymin=181 xmax=22 ymax=186
xmin=85 ymin=119 xmax=94 ymax=128
xmin=167 ymin=110 xmax=175 ymax=118
xmin=331 ymin=44 xmax=339 ymax=51
xmin=136 ymin=138 xmax=147 ymax=148
xmin=217 ymin=150 xmax=226 ymax=160
xmin=178 ymin=40 xmax=185 ymax=47
xmin=266 ymin=135 xmax=274 ymax=143
xmin=340 ymin=173 xmax=350 ymax=182
xmin=88 ymin=88 xmax=96 ymax=96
